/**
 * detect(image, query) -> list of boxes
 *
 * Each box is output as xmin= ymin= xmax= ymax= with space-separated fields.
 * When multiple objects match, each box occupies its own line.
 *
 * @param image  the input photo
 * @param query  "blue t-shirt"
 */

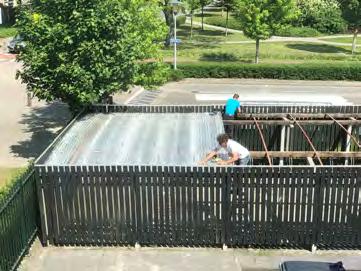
xmin=225 ymin=98 xmax=240 ymax=116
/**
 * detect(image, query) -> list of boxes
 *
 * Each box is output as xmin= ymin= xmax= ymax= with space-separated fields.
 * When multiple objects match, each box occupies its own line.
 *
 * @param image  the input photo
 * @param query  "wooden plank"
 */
xmin=236 ymin=113 xmax=361 ymax=119
xmin=250 ymin=151 xmax=361 ymax=158
xmin=224 ymin=119 xmax=361 ymax=125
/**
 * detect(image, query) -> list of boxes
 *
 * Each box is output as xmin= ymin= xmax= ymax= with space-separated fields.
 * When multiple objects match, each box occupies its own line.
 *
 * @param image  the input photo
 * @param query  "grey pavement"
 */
xmin=0 ymin=61 xmax=71 ymax=167
xmin=154 ymin=78 xmax=361 ymax=105
xmin=19 ymin=239 xmax=361 ymax=271
xmin=0 ymin=61 xmax=132 ymax=167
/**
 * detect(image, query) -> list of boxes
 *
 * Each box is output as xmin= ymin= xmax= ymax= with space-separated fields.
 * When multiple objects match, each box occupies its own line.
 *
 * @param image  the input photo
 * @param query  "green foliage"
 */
xmin=16 ymin=0 xmax=167 ymax=110
xmin=171 ymin=62 xmax=361 ymax=80
xmin=275 ymin=26 xmax=321 ymax=37
xmin=0 ymin=166 xmax=32 ymax=206
xmin=234 ymin=0 xmax=299 ymax=41
xmin=338 ymin=0 xmax=361 ymax=29
xmin=0 ymin=25 xmax=17 ymax=38
xmin=185 ymin=0 xmax=201 ymax=13
xmin=176 ymin=15 xmax=187 ymax=25
xmin=135 ymin=62 xmax=171 ymax=88
xmin=296 ymin=0 xmax=346 ymax=34
xmin=233 ymin=0 xmax=298 ymax=63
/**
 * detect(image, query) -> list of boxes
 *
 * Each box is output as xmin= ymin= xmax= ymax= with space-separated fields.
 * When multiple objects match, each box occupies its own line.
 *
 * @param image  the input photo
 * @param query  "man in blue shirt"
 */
xmin=225 ymin=94 xmax=241 ymax=118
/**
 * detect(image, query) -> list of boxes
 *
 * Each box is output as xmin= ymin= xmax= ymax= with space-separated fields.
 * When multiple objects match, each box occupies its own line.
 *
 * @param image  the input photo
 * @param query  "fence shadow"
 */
xmin=10 ymin=102 xmax=71 ymax=159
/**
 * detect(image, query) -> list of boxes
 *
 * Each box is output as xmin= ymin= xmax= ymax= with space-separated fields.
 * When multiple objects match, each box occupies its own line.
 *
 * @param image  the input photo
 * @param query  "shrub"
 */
xmin=0 ymin=165 xmax=33 ymax=206
xmin=275 ymin=26 xmax=321 ymax=37
xmin=176 ymin=15 xmax=187 ymax=26
xmin=296 ymin=0 xmax=347 ymax=34
xmin=170 ymin=62 xmax=361 ymax=81
xmin=201 ymin=52 xmax=239 ymax=62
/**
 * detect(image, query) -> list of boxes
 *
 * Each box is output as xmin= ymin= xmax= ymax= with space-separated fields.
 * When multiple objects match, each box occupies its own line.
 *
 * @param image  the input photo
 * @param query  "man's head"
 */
xmin=217 ymin=133 xmax=229 ymax=148
xmin=233 ymin=94 xmax=239 ymax=100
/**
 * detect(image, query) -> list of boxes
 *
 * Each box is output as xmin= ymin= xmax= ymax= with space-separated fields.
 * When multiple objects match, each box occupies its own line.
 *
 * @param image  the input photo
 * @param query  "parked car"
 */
xmin=280 ymin=261 xmax=346 ymax=271
xmin=7 ymin=35 xmax=25 ymax=54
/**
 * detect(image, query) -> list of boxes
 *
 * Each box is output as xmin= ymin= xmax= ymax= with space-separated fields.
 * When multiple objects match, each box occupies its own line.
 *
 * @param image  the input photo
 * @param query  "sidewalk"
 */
xmin=19 ymin=239 xmax=361 ymax=271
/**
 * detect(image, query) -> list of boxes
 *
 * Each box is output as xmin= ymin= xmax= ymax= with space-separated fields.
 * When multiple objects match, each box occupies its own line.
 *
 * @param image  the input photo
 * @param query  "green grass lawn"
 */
xmin=176 ymin=24 xmax=250 ymax=43
xmin=0 ymin=25 xmax=17 ymax=39
xmin=193 ymin=11 xmax=243 ymax=31
xmin=163 ymin=25 xmax=361 ymax=64
xmin=0 ymin=167 xmax=24 ymax=189
xmin=320 ymin=36 xmax=361 ymax=44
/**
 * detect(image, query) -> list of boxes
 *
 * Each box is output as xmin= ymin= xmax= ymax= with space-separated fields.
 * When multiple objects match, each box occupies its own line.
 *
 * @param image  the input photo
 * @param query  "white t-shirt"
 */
xmin=216 ymin=139 xmax=249 ymax=159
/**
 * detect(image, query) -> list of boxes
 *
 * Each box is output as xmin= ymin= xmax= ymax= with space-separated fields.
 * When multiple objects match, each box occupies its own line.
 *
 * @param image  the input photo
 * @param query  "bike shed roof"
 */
xmin=37 ymin=112 xmax=224 ymax=166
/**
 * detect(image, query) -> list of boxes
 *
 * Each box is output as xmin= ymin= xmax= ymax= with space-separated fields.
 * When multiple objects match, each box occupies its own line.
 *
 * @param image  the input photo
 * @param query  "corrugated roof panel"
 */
xmin=40 ymin=112 xmax=225 ymax=166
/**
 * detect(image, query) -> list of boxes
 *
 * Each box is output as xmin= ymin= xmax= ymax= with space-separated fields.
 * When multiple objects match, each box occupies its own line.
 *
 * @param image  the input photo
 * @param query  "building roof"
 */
xmin=38 ymin=112 xmax=224 ymax=166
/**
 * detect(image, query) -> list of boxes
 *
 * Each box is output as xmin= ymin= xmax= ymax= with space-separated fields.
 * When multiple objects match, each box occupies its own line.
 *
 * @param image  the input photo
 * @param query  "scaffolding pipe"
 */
xmin=326 ymin=114 xmax=361 ymax=148
xmin=253 ymin=117 xmax=272 ymax=165
xmin=289 ymin=114 xmax=323 ymax=166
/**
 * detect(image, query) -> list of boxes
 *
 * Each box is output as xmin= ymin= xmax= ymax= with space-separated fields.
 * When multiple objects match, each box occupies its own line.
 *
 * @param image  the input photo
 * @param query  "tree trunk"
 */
xmin=190 ymin=12 xmax=193 ymax=38
xmin=201 ymin=5 xmax=204 ymax=31
xmin=352 ymin=29 xmax=358 ymax=55
xmin=163 ymin=9 xmax=174 ymax=46
xmin=225 ymin=8 xmax=229 ymax=37
xmin=255 ymin=39 xmax=260 ymax=64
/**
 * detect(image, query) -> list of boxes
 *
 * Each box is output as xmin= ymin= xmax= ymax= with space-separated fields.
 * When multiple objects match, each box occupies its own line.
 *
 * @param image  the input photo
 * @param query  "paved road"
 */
xmin=154 ymin=78 xmax=361 ymax=105
xmin=0 ymin=61 xmax=71 ymax=167
xmin=0 ymin=60 xmax=136 ymax=167
xmin=19 ymin=240 xmax=361 ymax=271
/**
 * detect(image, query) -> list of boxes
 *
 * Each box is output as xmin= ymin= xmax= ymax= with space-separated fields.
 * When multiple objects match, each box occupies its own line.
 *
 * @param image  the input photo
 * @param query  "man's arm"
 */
xmin=198 ymin=151 xmax=217 ymax=165
xmin=217 ymin=152 xmax=239 ymax=165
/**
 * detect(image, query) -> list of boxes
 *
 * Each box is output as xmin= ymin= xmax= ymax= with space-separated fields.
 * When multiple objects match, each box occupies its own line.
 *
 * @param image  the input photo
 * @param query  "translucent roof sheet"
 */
xmin=39 ymin=112 xmax=224 ymax=166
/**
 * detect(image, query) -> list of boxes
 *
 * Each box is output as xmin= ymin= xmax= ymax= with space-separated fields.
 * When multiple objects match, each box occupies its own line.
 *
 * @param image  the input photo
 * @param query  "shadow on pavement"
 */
xmin=10 ymin=102 xmax=71 ymax=160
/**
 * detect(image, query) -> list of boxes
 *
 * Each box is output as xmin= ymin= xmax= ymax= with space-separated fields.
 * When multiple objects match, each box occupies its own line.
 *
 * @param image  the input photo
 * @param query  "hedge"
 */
xmin=275 ymin=26 xmax=321 ymax=37
xmin=170 ymin=62 xmax=361 ymax=81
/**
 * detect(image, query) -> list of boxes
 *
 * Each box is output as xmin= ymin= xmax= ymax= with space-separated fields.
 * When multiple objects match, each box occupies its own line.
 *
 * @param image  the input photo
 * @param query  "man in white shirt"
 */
xmin=199 ymin=133 xmax=250 ymax=165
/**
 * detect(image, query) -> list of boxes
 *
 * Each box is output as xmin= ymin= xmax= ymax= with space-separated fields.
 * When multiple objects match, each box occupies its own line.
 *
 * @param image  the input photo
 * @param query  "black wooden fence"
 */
xmin=0 ymin=170 xmax=39 ymax=271
xmin=35 ymin=166 xmax=361 ymax=249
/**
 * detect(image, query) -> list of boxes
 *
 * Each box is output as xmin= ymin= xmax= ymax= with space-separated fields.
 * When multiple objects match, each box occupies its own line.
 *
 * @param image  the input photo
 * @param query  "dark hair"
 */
xmin=233 ymin=94 xmax=239 ymax=99
xmin=217 ymin=133 xmax=229 ymax=145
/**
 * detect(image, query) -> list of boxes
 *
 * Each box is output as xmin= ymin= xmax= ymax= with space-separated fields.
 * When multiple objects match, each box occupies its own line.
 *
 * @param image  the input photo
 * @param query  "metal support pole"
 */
xmin=280 ymin=125 xmax=286 ymax=166
xmin=173 ymin=12 xmax=177 ymax=70
xmin=345 ymin=125 xmax=352 ymax=165
xmin=289 ymin=114 xmax=323 ymax=166
xmin=253 ymin=117 xmax=272 ymax=165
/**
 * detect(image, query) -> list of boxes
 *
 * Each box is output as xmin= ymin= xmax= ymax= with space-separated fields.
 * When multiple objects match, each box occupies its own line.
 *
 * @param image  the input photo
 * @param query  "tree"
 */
xmin=199 ymin=0 xmax=212 ymax=30
xmin=222 ymin=0 xmax=236 ymax=36
xmin=338 ymin=0 xmax=361 ymax=54
xmin=185 ymin=0 xmax=201 ymax=38
xmin=234 ymin=0 xmax=298 ymax=63
xmin=296 ymin=0 xmax=346 ymax=34
xmin=16 ymin=0 xmax=167 ymax=111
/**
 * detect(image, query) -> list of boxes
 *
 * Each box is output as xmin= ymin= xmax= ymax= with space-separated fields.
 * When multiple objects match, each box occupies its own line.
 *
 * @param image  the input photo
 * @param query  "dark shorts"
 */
xmin=235 ymin=155 xmax=250 ymax=165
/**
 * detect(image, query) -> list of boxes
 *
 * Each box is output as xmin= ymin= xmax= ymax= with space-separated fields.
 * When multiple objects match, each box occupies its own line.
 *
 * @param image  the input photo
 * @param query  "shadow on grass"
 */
xmin=10 ymin=102 xmax=71 ymax=159
xmin=286 ymin=43 xmax=351 ymax=54
xmin=194 ymin=13 xmax=218 ymax=18
xmin=200 ymin=52 xmax=239 ymax=62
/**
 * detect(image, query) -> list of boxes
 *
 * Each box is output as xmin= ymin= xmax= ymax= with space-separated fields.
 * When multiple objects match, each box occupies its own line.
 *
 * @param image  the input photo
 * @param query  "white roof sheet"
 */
xmin=40 ymin=112 xmax=224 ymax=166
